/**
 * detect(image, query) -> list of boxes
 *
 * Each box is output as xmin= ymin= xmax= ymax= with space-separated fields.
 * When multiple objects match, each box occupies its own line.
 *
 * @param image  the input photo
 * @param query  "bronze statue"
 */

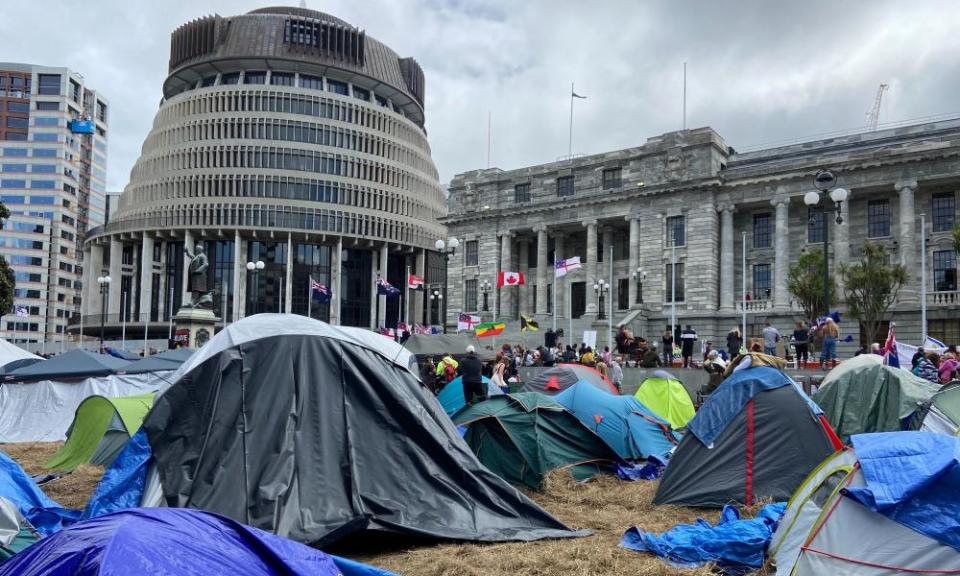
xmin=184 ymin=244 xmax=213 ymax=309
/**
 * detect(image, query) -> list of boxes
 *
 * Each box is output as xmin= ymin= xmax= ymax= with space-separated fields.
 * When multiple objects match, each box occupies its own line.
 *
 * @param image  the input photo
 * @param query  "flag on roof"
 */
xmin=497 ymin=271 xmax=525 ymax=287
xmin=376 ymin=276 xmax=401 ymax=297
xmin=14 ymin=306 xmax=28 ymax=318
xmin=521 ymin=314 xmax=539 ymax=332
xmin=408 ymin=274 xmax=425 ymax=290
xmin=458 ymin=313 xmax=481 ymax=331
xmin=555 ymin=257 xmax=582 ymax=278
xmin=310 ymin=277 xmax=331 ymax=303
xmin=881 ymin=323 xmax=899 ymax=368
xmin=476 ymin=322 xmax=506 ymax=338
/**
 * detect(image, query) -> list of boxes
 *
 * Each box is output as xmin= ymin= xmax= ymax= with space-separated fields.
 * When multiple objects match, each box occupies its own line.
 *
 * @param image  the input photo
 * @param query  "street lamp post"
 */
xmin=480 ymin=279 xmax=493 ymax=312
xmin=96 ymin=275 xmax=111 ymax=350
xmin=434 ymin=237 xmax=460 ymax=334
xmin=246 ymin=260 xmax=265 ymax=315
xmin=803 ymin=169 xmax=848 ymax=316
xmin=429 ymin=288 xmax=443 ymax=330
xmin=593 ymin=279 xmax=610 ymax=321
xmin=631 ymin=266 xmax=647 ymax=304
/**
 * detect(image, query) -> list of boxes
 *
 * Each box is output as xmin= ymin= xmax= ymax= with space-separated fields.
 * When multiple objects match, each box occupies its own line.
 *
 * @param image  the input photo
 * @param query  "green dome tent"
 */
xmin=813 ymin=354 xmax=940 ymax=441
xmin=453 ymin=393 xmax=620 ymax=489
xmin=634 ymin=370 xmax=695 ymax=429
xmin=44 ymin=394 xmax=155 ymax=471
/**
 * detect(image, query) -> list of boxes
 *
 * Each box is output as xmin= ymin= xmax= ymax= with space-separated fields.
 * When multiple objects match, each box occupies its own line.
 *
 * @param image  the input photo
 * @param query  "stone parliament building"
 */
xmin=443 ymin=118 xmax=960 ymax=349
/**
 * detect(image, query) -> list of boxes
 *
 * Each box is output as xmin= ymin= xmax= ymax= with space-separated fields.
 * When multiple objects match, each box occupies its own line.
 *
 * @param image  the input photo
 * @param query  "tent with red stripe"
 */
xmin=654 ymin=367 xmax=841 ymax=508
xmin=520 ymin=364 xmax=618 ymax=396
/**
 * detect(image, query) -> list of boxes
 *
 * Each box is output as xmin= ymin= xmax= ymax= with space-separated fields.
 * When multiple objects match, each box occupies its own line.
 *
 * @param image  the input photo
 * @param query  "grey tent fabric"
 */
xmin=121 ymin=349 xmax=194 ymax=374
xmin=654 ymin=385 xmax=836 ymax=507
xmin=6 ymin=350 xmax=129 ymax=382
xmin=402 ymin=333 xmax=495 ymax=361
xmin=0 ymin=358 xmax=42 ymax=377
xmin=144 ymin=315 xmax=585 ymax=546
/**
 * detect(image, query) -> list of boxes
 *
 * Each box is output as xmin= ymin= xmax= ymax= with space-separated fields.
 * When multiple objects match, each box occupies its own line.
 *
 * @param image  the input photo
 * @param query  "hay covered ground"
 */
xmin=2 ymin=443 xmax=767 ymax=576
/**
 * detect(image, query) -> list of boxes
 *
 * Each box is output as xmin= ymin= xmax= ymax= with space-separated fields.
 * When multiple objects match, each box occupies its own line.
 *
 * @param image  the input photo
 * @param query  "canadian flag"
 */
xmin=497 ymin=271 xmax=525 ymax=287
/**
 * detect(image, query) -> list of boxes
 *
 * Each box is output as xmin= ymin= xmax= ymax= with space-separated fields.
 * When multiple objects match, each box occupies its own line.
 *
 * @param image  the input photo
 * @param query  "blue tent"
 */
xmin=0 ymin=507 xmax=394 ymax=576
xmin=437 ymin=376 xmax=503 ymax=416
xmin=554 ymin=381 xmax=680 ymax=461
xmin=0 ymin=450 xmax=79 ymax=536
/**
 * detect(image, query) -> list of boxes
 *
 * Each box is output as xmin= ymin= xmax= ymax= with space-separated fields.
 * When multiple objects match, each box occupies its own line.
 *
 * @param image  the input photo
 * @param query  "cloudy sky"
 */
xmin=3 ymin=0 xmax=959 ymax=190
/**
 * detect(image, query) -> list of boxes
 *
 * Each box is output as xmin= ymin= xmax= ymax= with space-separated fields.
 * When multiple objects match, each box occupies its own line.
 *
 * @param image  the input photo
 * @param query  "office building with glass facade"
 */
xmin=0 ymin=63 xmax=108 ymax=344
xmin=78 ymin=7 xmax=445 ymax=339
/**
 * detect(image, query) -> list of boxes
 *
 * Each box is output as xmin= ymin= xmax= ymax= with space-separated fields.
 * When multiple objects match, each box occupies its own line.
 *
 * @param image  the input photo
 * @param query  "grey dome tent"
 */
xmin=140 ymin=314 xmax=585 ymax=545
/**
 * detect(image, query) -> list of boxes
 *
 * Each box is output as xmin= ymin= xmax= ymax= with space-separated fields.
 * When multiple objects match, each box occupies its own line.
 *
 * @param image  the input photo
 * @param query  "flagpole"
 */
xmin=568 ymin=82 xmax=574 ymax=159
xmin=568 ymin=273 xmax=573 ymax=346
xmin=741 ymin=232 xmax=747 ymax=345
xmin=308 ymin=276 xmax=312 ymax=319
xmin=405 ymin=265 xmax=410 ymax=327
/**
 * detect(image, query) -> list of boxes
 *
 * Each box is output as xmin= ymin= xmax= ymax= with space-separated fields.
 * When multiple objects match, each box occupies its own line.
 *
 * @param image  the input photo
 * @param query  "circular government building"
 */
xmin=77 ymin=7 xmax=446 ymax=337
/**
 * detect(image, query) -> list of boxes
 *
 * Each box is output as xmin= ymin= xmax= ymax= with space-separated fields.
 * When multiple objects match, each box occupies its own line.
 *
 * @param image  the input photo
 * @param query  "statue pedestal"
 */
xmin=173 ymin=307 xmax=219 ymax=348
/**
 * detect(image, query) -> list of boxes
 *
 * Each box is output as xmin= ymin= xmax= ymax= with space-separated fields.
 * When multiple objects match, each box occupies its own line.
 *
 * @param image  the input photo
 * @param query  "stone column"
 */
xmin=896 ymin=179 xmax=918 ymax=302
xmin=772 ymin=198 xmax=790 ymax=309
xmin=833 ymin=192 xmax=851 ymax=297
xmin=108 ymin=236 xmax=122 ymax=316
xmin=80 ymin=246 xmax=92 ymax=317
xmin=499 ymin=233 xmax=514 ymax=320
xmin=584 ymin=220 xmax=598 ymax=316
xmin=370 ymin=247 xmax=379 ymax=330
xmin=718 ymin=206 xmax=735 ymax=310
xmin=553 ymin=232 xmax=565 ymax=320
xmin=377 ymin=243 xmax=389 ymax=327
xmin=330 ymin=237 xmax=342 ymax=325
xmin=285 ymin=235 xmax=294 ymax=314
xmin=233 ymin=231 xmax=244 ymax=321
xmin=139 ymin=234 xmax=154 ymax=323
xmin=627 ymin=216 xmax=640 ymax=308
xmin=518 ymin=236 xmax=530 ymax=316
xmin=181 ymin=230 xmax=194 ymax=309
xmin=414 ymin=248 xmax=426 ymax=324
xmin=87 ymin=243 xmax=104 ymax=317
xmin=535 ymin=226 xmax=549 ymax=317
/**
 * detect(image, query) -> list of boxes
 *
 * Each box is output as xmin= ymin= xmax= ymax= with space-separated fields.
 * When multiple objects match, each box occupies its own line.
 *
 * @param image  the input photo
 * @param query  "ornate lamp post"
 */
xmin=593 ymin=278 xmax=610 ymax=320
xmin=429 ymin=288 xmax=443 ymax=330
xmin=434 ymin=238 xmax=459 ymax=334
xmin=631 ymin=266 xmax=647 ymax=304
xmin=480 ymin=279 xmax=493 ymax=312
xmin=803 ymin=169 xmax=848 ymax=315
xmin=96 ymin=275 xmax=111 ymax=349
xmin=246 ymin=260 xmax=265 ymax=315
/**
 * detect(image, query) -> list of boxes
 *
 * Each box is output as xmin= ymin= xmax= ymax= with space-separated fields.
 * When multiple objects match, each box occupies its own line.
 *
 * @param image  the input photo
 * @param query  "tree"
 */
xmin=0 ymin=202 xmax=14 ymax=316
xmin=787 ymin=250 xmax=836 ymax=320
xmin=839 ymin=242 xmax=908 ymax=346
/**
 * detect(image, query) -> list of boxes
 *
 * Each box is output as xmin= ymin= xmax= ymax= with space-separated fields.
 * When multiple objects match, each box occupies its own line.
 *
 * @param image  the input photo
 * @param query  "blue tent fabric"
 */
xmin=687 ymin=367 xmax=820 ymax=447
xmin=554 ymin=381 xmax=680 ymax=461
xmin=103 ymin=346 xmax=140 ymax=360
xmin=437 ymin=375 xmax=503 ymax=416
xmin=0 ymin=449 xmax=79 ymax=535
xmin=621 ymin=502 xmax=786 ymax=575
xmin=83 ymin=428 xmax=152 ymax=519
xmin=845 ymin=431 xmax=960 ymax=551
xmin=0 ymin=507 xmax=396 ymax=576
xmin=7 ymin=348 xmax=129 ymax=381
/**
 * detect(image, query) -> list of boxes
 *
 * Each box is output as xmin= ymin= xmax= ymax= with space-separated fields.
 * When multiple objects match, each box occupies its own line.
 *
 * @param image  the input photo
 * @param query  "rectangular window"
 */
xmin=665 ymin=262 xmax=685 ymax=302
xmin=352 ymin=86 xmax=370 ymax=101
xmin=514 ymin=183 xmax=530 ymax=203
xmin=30 ymin=196 xmax=56 ymax=205
xmin=35 ymin=101 xmax=59 ymax=111
xmin=666 ymin=215 xmax=685 ymax=247
xmin=5 ymin=117 xmax=28 ymax=129
xmin=932 ymin=192 xmax=956 ymax=232
xmin=556 ymin=176 xmax=574 ymax=197
xmin=32 ymin=148 xmax=57 ymax=158
xmin=464 ymin=279 xmax=478 ymax=312
xmin=300 ymin=75 xmax=323 ymax=90
xmin=929 ymin=320 xmax=960 ymax=347
xmin=0 ymin=182 xmax=26 ymax=191
xmin=807 ymin=207 xmax=825 ymax=243
xmin=2 ymin=148 xmax=28 ymax=157
xmin=327 ymin=80 xmax=348 ymax=95
xmin=243 ymin=71 xmax=266 ymax=85
xmin=617 ymin=278 xmax=629 ymax=310
xmin=200 ymin=76 xmax=217 ymax=87
xmin=934 ymin=250 xmax=957 ymax=292
xmin=33 ymin=133 xmax=58 ymax=142
xmin=34 ymin=117 xmax=59 ymax=127
xmin=37 ymin=74 xmax=61 ymax=95
xmin=6 ymin=101 xmax=29 ymax=113
xmin=867 ymin=199 xmax=891 ymax=238
xmin=221 ymin=73 xmax=240 ymax=85
xmin=31 ymin=164 xmax=56 ymax=173
xmin=30 ymin=180 xmax=56 ymax=189
xmin=270 ymin=72 xmax=295 ymax=86
xmin=753 ymin=263 xmax=772 ymax=299
xmin=2 ymin=164 xmax=26 ymax=173
xmin=753 ymin=213 xmax=772 ymax=248
xmin=547 ymin=283 xmax=553 ymax=313
xmin=602 ymin=167 xmax=622 ymax=189
xmin=96 ymin=101 xmax=107 ymax=123
xmin=465 ymin=240 xmax=479 ymax=266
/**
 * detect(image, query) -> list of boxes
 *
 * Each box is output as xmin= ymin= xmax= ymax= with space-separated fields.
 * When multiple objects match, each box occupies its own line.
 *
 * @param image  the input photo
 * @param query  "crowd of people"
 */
xmin=910 ymin=347 xmax=960 ymax=385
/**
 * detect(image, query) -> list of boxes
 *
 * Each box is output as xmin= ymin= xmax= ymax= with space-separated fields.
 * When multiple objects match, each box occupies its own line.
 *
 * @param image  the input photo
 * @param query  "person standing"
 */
xmin=762 ymin=322 xmax=781 ymax=356
xmin=459 ymin=345 xmax=485 ymax=405
xmin=726 ymin=327 xmax=742 ymax=359
xmin=661 ymin=328 xmax=674 ymax=367
xmin=680 ymin=325 xmax=698 ymax=368
xmin=820 ymin=318 xmax=840 ymax=370
xmin=610 ymin=356 xmax=624 ymax=393
xmin=421 ymin=357 xmax=438 ymax=394
xmin=793 ymin=321 xmax=809 ymax=367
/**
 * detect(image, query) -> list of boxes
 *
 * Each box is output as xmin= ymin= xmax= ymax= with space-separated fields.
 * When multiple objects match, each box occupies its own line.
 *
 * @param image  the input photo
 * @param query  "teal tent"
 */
xmin=437 ymin=376 xmax=503 ymax=416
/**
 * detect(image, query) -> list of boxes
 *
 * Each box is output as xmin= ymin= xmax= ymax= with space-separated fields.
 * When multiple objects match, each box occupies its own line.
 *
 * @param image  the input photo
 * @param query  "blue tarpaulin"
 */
xmin=846 ymin=431 xmax=960 ymax=551
xmin=688 ymin=367 xmax=820 ymax=447
xmin=83 ymin=428 xmax=152 ymax=519
xmin=554 ymin=381 xmax=680 ymax=461
xmin=0 ymin=507 xmax=396 ymax=576
xmin=0 ymin=449 xmax=79 ymax=535
xmin=437 ymin=375 xmax=503 ymax=416
xmin=621 ymin=502 xmax=786 ymax=575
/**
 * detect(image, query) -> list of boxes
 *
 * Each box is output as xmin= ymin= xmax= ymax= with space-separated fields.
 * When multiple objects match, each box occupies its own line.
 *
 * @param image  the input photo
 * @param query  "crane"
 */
xmin=866 ymin=84 xmax=889 ymax=131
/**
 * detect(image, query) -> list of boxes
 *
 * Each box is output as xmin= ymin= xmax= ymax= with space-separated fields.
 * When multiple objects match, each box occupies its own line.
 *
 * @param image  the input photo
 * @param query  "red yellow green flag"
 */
xmin=475 ymin=322 xmax=505 ymax=338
